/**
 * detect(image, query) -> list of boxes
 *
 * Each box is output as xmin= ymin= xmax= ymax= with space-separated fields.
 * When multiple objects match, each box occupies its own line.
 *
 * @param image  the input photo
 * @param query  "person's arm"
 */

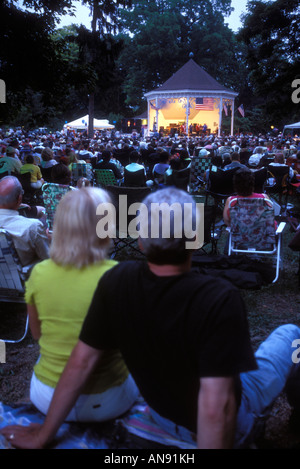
xmin=197 ymin=377 xmax=237 ymax=449
xmin=34 ymin=222 xmax=50 ymax=260
xmin=36 ymin=166 xmax=44 ymax=182
xmin=27 ymin=304 xmax=41 ymax=341
xmin=0 ymin=340 xmax=103 ymax=449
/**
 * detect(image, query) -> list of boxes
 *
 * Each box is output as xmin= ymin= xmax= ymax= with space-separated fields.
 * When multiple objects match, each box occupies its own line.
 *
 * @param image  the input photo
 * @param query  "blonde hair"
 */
xmin=68 ymin=151 xmax=79 ymax=164
xmin=50 ymin=187 xmax=114 ymax=268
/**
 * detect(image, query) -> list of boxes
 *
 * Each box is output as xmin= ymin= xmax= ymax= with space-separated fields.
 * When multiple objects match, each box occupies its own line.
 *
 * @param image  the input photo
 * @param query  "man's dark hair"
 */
xmin=25 ymin=154 xmax=34 ymax=164
xmin=129 ymin=151 xmax=140 ymax=163
xmin=101 ymin=150 xmax=111 ymax=162
xmin=231 ymin=152 xmax=240 ymax=162
xmin=233 ymin=169 xmax=255 ymax=196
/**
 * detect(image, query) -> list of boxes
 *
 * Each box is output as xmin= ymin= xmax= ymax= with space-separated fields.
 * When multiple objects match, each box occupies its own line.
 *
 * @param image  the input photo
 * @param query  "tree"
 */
xmin=0 ymin=1 xmax=131 ymax=129
xmin=75 ymin=0 xmax=132 ymax=136
xmin=238 ymin=0 xmax=300 ymax=128
xmin=116 ymin=0 xmax=246 ymax=112
xmin=0 ymin=2 xmax=71 ymax=127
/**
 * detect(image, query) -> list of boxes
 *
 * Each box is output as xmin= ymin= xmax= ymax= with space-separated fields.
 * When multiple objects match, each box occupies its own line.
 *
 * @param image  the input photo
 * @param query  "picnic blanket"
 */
xmin=0 ymin=398 xmax=197 ymax=450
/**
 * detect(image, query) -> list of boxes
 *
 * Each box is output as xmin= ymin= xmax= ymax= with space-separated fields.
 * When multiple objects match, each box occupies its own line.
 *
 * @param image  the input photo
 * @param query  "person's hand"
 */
xmin=46 ymin=228 xmax=52 ymax=242
xmin=0 ymin=423 xmax=46 ymax=449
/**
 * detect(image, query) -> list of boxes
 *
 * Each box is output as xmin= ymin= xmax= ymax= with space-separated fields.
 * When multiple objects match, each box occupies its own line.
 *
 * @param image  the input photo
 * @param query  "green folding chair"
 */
xmin=94 ymin=169 xmax=118 ymax=188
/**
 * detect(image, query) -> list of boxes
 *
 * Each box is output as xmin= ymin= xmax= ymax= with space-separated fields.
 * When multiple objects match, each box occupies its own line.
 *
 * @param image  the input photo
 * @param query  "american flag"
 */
xmin=223 ymin=103 xmax=228 ymax=116
xmin=238 ymin=104 xmax=245 ymax=117
xmin=195 ymin=97 xmax=214 ymax=111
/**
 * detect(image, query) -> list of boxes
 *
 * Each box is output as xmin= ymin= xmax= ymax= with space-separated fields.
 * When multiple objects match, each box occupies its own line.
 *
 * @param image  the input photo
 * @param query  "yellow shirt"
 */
xmin=25 ymin=259 xmax=129 ymax=393
xmin=20 ymin=163 xmax=42 ymax=182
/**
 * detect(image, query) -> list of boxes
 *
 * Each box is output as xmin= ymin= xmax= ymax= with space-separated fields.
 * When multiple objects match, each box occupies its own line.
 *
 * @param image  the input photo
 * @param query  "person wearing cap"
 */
xmin=198 ymin=148 xmax=210 ymax=158
xmin=0 ymin=147 xmax=22 ymax=175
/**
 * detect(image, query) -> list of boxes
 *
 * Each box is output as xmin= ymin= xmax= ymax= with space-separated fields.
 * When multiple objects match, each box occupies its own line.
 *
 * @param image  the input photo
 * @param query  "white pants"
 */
xmin=30 ymin=372 xmax=139 ymax=422
xmin=30 ymin=181 xmax=43 ymax=189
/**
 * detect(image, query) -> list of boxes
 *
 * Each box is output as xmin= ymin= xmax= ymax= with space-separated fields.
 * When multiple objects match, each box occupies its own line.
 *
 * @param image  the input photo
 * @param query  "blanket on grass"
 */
xmin=0 ymin=399 xmax=197 ymax=450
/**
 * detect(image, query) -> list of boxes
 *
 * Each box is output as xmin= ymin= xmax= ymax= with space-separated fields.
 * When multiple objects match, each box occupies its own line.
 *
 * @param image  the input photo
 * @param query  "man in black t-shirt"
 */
xmin=1 ymin=187 xmax=300 ymax=449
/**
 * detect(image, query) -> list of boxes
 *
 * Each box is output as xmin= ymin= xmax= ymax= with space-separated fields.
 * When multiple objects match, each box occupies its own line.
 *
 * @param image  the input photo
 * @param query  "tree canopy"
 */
xmin=116 ymin=0 xmax=244 ymax=111
xmin=238 ymin=0 xmax=300 ymax=128
xmin=0 ymin=0 xmax=299 ymax=131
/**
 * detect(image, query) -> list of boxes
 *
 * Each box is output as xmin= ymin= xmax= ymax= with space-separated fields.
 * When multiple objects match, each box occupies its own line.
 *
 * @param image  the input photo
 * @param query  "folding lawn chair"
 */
xmin=228 ymin=197 xmax=286 ymax=283
xmin=0 ymin=229 xmax=29 ymax=343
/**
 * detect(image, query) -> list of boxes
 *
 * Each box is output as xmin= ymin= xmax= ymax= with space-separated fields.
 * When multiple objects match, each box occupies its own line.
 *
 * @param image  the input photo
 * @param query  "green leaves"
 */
xmin=117 ymin=0 xmax=244 ymax=110
xmin=238 ymin=0 xmax=300 ymax=128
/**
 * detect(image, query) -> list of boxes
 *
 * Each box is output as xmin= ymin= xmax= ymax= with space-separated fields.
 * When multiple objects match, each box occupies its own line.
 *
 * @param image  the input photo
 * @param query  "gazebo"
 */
xmin=144 ymin=58 xmax=238 ymax=137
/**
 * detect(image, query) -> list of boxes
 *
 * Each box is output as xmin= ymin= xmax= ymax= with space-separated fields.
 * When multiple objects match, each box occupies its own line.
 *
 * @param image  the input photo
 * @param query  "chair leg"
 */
xmin=0 ymin=313 xmax=29 ymax=344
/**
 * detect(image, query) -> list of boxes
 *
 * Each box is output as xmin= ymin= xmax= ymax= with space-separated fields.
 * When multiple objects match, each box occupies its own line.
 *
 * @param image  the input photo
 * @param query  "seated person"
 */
xmin=77 ymin=177 xmax=91 ymax=188
xmin=0 ymin=176 xmax=49 ymax=267
xmin=152 ymin=151 xmax=170 ymax=184
xmin=223 ymin=168 xmax=272 ymax=227
xmin=221 ymin=152 xmax=232 ymax=168
xmin=204 ymin=155 xmax=223 ymax=183
xmin=164 ymin=155 xmax=180 ymax=177
xmin=124 ymin=151 xmax=150 ymax=187
xmin=95 ymin=150 xmax=123 ymax=180
xmin=40 ymin=148 xmax=57 ymax=169
xmin=269 ymin=153 xmax=296 ymax=180
xmin=223 ymin=152 xmax=248 ymax=172
xmin=20 ymin=154 xmax=44 ymax=189
xmin=0 ymin=146 xmax=22 ymax=175
xmin=51 ymin=162 xmax=72 ymax=186
xmin=66 ymin=150 xmax=86 ymax=171
xmin=165 ymin=156 xmax=190 ymax=190
xmin=248 ymin=147 xmax=265 ymax=167
xmin=78 ymin=142 xmax=95 ymax=163
xmin=17 ymin=187 xmax=138 ymax=422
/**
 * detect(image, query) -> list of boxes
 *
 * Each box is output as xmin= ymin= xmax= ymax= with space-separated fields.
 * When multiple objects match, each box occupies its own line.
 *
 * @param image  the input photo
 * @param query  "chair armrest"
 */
xmin=276 ymin=222 xmax=286 ymax=235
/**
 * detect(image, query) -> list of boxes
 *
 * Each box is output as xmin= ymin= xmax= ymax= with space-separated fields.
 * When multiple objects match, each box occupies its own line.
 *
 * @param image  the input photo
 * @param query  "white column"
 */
xmin=186 ymin=97 xmax=189 ymax=139
xmin=218 ymin=97 xmax=223 ymax=137
xmin=156 ymin=98 xmax=159 ymax=132
xmin=231 ymin=100 xmax=235 ymax=136
xmin=147 ymin=100 xmax=150 ymax=137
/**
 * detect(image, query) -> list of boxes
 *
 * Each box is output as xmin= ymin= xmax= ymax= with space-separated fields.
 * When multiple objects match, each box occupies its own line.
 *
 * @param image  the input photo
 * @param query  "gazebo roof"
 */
xmin=145 ymin=58 xmax=237 ymax=98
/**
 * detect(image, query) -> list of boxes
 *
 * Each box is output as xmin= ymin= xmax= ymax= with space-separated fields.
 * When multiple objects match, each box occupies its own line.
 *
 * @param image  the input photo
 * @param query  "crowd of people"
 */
xmin=0 ymin=126 xmax=300 ymax=450
xmin=1 ymin=126 xmax=300 ymax=193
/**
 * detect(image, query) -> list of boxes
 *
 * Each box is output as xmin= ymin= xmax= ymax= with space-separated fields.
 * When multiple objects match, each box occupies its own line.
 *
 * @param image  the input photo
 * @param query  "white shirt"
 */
xmin=0 ymin=209 xmax=49 ymax=266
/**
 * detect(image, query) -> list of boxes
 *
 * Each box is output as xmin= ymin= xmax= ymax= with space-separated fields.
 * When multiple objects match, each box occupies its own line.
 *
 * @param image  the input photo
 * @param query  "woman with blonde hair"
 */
xmin=67 ymin=150 xmax=86 ymax=171
xmin=26 ymin=187 xmax=138 ymax=422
